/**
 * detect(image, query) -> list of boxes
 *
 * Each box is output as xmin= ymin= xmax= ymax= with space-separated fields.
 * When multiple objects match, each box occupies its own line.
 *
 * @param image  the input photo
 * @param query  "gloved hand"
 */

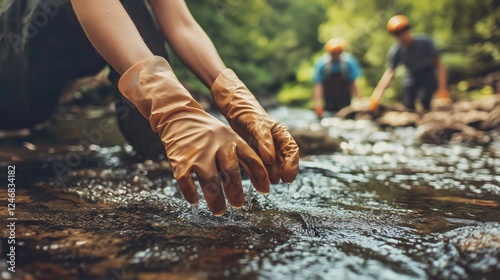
xmin=368 ymin=96 xmax=380 ymax=112
xmin=118 ymin=56 xmax=270 ymax=216
xmin=436 ymin=89 xmax=451 ymax=100
xmin=211 ymin=69 xmax=299 ymax=184
xmin=315 ymin=105 xmax=324 ymax=120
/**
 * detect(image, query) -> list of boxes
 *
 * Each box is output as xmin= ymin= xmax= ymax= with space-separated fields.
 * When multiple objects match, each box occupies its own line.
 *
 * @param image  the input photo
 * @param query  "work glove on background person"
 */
xmin=315 ymin=105 xmax=324 ymax=120
xmin=118 ymin=56 xmax=270 ymax=216
xmin=436 ymin=89 xmax=451 ymax=100
xmin=368 ymin=96 xmax=380 ymax=112
xmin=211 ymin=69 xmax=300 ymax=184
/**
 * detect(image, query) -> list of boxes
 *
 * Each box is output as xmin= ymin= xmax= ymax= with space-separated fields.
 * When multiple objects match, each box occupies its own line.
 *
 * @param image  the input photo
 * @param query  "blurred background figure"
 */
xmin=313 ymin=37 xmax=362 ymax=119
xmin=370 ymin=14 xmax=450 ymax=112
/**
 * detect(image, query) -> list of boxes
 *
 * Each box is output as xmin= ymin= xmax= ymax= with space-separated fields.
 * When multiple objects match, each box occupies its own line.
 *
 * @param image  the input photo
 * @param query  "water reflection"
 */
xmin=0 ymin=107 xmax=498 ymax=279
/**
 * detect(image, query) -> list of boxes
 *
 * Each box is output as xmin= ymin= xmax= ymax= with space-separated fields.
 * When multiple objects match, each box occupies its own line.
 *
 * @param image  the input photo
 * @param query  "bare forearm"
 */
xmin=350 ymin=82 xmax=360 ymax=98
xmin=148 ymin=0 xmax=226 ymax=87
xmin=70 ymin=0 xmax=153 ymax=75
xmin=372 ymin=68 xmax=394 ymax=101
xmin=436 ymin=57 xmax=448 ymax=90
xmin=314 ymin=84 xmax=324 ymax=107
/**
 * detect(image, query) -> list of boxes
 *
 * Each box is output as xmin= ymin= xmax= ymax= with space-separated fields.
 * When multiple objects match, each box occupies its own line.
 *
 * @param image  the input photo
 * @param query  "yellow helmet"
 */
xmin=325 ymin=37 xmax=346 ymax=54
xmin=387 ymin=15 xmax=410 ymax=34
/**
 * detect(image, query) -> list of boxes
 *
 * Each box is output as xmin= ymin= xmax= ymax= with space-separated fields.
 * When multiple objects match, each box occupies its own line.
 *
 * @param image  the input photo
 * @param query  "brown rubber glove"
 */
xmin=211 ymin=69 xmax=299 ymax=184
xmin=368 ymin=96 xmax=380 ymax=112
xmin=118 ymin=57 xmax=270 ymax=216
xmin=315 ymin=105 xmax=324 ymax=120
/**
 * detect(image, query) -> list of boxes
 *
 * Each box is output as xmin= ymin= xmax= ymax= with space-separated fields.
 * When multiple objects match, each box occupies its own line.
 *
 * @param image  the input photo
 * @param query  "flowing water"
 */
xmin=0 ymin=107 xmax=499 ymax=280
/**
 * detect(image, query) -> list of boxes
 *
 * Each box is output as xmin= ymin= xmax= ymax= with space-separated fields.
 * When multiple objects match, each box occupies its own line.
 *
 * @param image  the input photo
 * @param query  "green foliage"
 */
xmin=454 ymin=82 xmax=495 ymax=100
xmin=278 ymin=0 xmax=499 ymax=107
xmin=172 ymin=0 xmax=498 ymax=105
xmin=277 ymin=82 xmax=313 ymax=108
xmin=401 ymin=0 xmax=500 ymax=77
xmin=174 ymin=0 xmax=329 ymax=94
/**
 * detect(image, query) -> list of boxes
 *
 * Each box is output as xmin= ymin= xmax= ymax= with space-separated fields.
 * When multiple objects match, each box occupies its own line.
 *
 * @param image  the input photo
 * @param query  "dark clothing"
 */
xmin=402 ymin=68 xmax=437 ymax=110
xmin=388 ymin=36 xmax=438 ymax=73
xmin=323 ymin=72 xmax=351 ymax=113
xmin=0 ymin=0 xmax=167 ymax=159
xmin=0 ymin=0 xmax=104 ymax=130
xmin=387 ymin=35 xmax=439 ymax=110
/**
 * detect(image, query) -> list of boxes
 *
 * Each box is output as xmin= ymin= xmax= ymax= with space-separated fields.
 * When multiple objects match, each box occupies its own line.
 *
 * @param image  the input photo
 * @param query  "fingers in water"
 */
xmin=174 ymin=168 xmax=200 ymax=206
xmin=199 ymin=176 xmax=226 ymax=216
xmin=193 ymin=165 xmax=227 ymax=216
xmin=236 ymin=139 xmax=270 ymax=194
xmin=271 ymin=122 xmax=300 ymax=183
xmin=216 ymin=145 xmax=245 ymax=208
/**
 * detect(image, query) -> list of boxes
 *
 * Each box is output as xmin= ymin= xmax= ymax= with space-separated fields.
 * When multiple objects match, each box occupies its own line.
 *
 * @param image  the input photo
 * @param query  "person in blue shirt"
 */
xmin=313 ymin=37 xmax=362 ymax=119
xmin=370 ymin=15 xmax=450 ymax=112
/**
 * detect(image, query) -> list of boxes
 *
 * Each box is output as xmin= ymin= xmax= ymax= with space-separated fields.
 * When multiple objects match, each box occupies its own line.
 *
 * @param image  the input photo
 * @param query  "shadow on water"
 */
xmin=0 ymin=107 xmax=499 ymax=280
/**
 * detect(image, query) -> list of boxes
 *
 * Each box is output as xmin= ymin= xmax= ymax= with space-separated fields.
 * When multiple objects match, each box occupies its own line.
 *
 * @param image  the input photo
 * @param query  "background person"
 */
xmin=370 ymin=14 xmax=450 ymax=112
xmin=313 ymin=37 xmax=362 ymax=119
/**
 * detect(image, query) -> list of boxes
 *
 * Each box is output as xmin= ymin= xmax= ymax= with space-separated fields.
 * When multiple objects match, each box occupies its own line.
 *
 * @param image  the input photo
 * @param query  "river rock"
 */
xmin=482 ymin=106 xmax=500 ymax=130
xmin=289 ymin=127 xmax=342 ymax=156
xmin=417 ymin=123 xmax=492 ymax=145
xmin=440 ymin=223 xmax=500 ymax=278
xmin=333 ymin=95 xmax=499 ymax=145
xmin=377 ymin=111 xmax=421 ymax=128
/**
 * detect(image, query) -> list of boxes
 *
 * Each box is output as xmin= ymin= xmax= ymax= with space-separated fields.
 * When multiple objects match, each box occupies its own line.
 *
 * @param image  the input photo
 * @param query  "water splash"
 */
xmin=229 ymin=206 xmax=239 ymax=222
xmin=191 ymin=204 xmax=200 ymax=224
xmin=246 ymin=184 xmax=254 ymax=209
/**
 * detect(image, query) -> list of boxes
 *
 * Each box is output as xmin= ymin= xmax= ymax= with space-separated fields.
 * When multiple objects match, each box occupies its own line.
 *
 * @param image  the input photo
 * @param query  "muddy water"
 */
xmin=0 ymin=107 xmax=499 ymax=280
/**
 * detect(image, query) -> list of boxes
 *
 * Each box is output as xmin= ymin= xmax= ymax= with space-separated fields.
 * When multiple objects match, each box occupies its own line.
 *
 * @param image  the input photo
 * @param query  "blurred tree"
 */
xmin=173 ymin=0 xmax=329 ymax=95
xmin=401 ymin=0 xmax=500 ymax=80
xmin=3 ymin=0 xmax=495 ymax=104
xmin=279 ymin=0 xmax=500 ymax=107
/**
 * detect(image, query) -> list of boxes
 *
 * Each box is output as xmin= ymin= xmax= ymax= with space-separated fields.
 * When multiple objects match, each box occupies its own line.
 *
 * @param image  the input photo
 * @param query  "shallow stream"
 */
xmin=0 ymin=107 xmax=499 ymax=280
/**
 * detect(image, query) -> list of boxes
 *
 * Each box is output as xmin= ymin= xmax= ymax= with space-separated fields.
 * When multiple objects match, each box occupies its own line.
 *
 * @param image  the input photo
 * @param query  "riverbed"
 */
xmin=0 ymin=106 xmax=499 ymax=280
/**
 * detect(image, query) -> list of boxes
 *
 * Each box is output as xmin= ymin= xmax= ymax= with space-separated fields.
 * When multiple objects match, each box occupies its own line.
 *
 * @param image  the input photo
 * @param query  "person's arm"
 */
xmin=434 ymin=56 xmax=450 ymax=99
xmin=348 ymin=54 xmax=362 ymax=100
xmin=70 ymin=0 xmax=152 ymax=75
xmin=369 ymin=68 xmax=395 ymax=111
xmin=350 ymin=82 xmax=360 ymax=99
xmin=147 ymin=0 xmax=225 ymax=87
xmin=314 ymin=83 xmax=324 ymax=119
xmin=70 ymin=0 xmax=270 ymax=215
xmin=148 ymin=0 xmax=299 ymax=184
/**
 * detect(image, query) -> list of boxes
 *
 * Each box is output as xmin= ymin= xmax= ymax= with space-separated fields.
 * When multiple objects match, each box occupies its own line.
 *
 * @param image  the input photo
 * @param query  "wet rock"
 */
xmin=416 ymin=111 xmax=452 ymax=126
xmin=417 ymin=123 xmax=492 ymax=145
xmin=336 ymin=100 xmax=375 ymax=120
xmin=289 ymin=127 xmax=341 ymax=156
xmin=482 ymin=106 xmax=500 ymax=130
xmin=431 ymin=98 xmax=454 ymax=111
xmin=377 ymin=111 xmax=420 ymax=128
xmin=452 ymin=110 xmax=491 ymax=129
xmin=334 ymin=96 xmax=499 ymax=145
xmin=439 ymin=224 xmax=500 ymax=278
xmin=466 ymin=94 xmax=500 ymax=112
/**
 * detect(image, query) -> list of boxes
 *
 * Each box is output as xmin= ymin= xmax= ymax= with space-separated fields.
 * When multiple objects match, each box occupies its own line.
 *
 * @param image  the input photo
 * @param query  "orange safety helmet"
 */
xmin=387 ymin=15 xmax=410 ymax=34
xmin=324 ymin=37 xmax=346 ymax=54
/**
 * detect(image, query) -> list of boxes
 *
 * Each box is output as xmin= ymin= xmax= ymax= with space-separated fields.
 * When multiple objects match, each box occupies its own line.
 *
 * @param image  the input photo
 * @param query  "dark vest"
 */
xmin=322 ymin=59 xmax=351 ymax=113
